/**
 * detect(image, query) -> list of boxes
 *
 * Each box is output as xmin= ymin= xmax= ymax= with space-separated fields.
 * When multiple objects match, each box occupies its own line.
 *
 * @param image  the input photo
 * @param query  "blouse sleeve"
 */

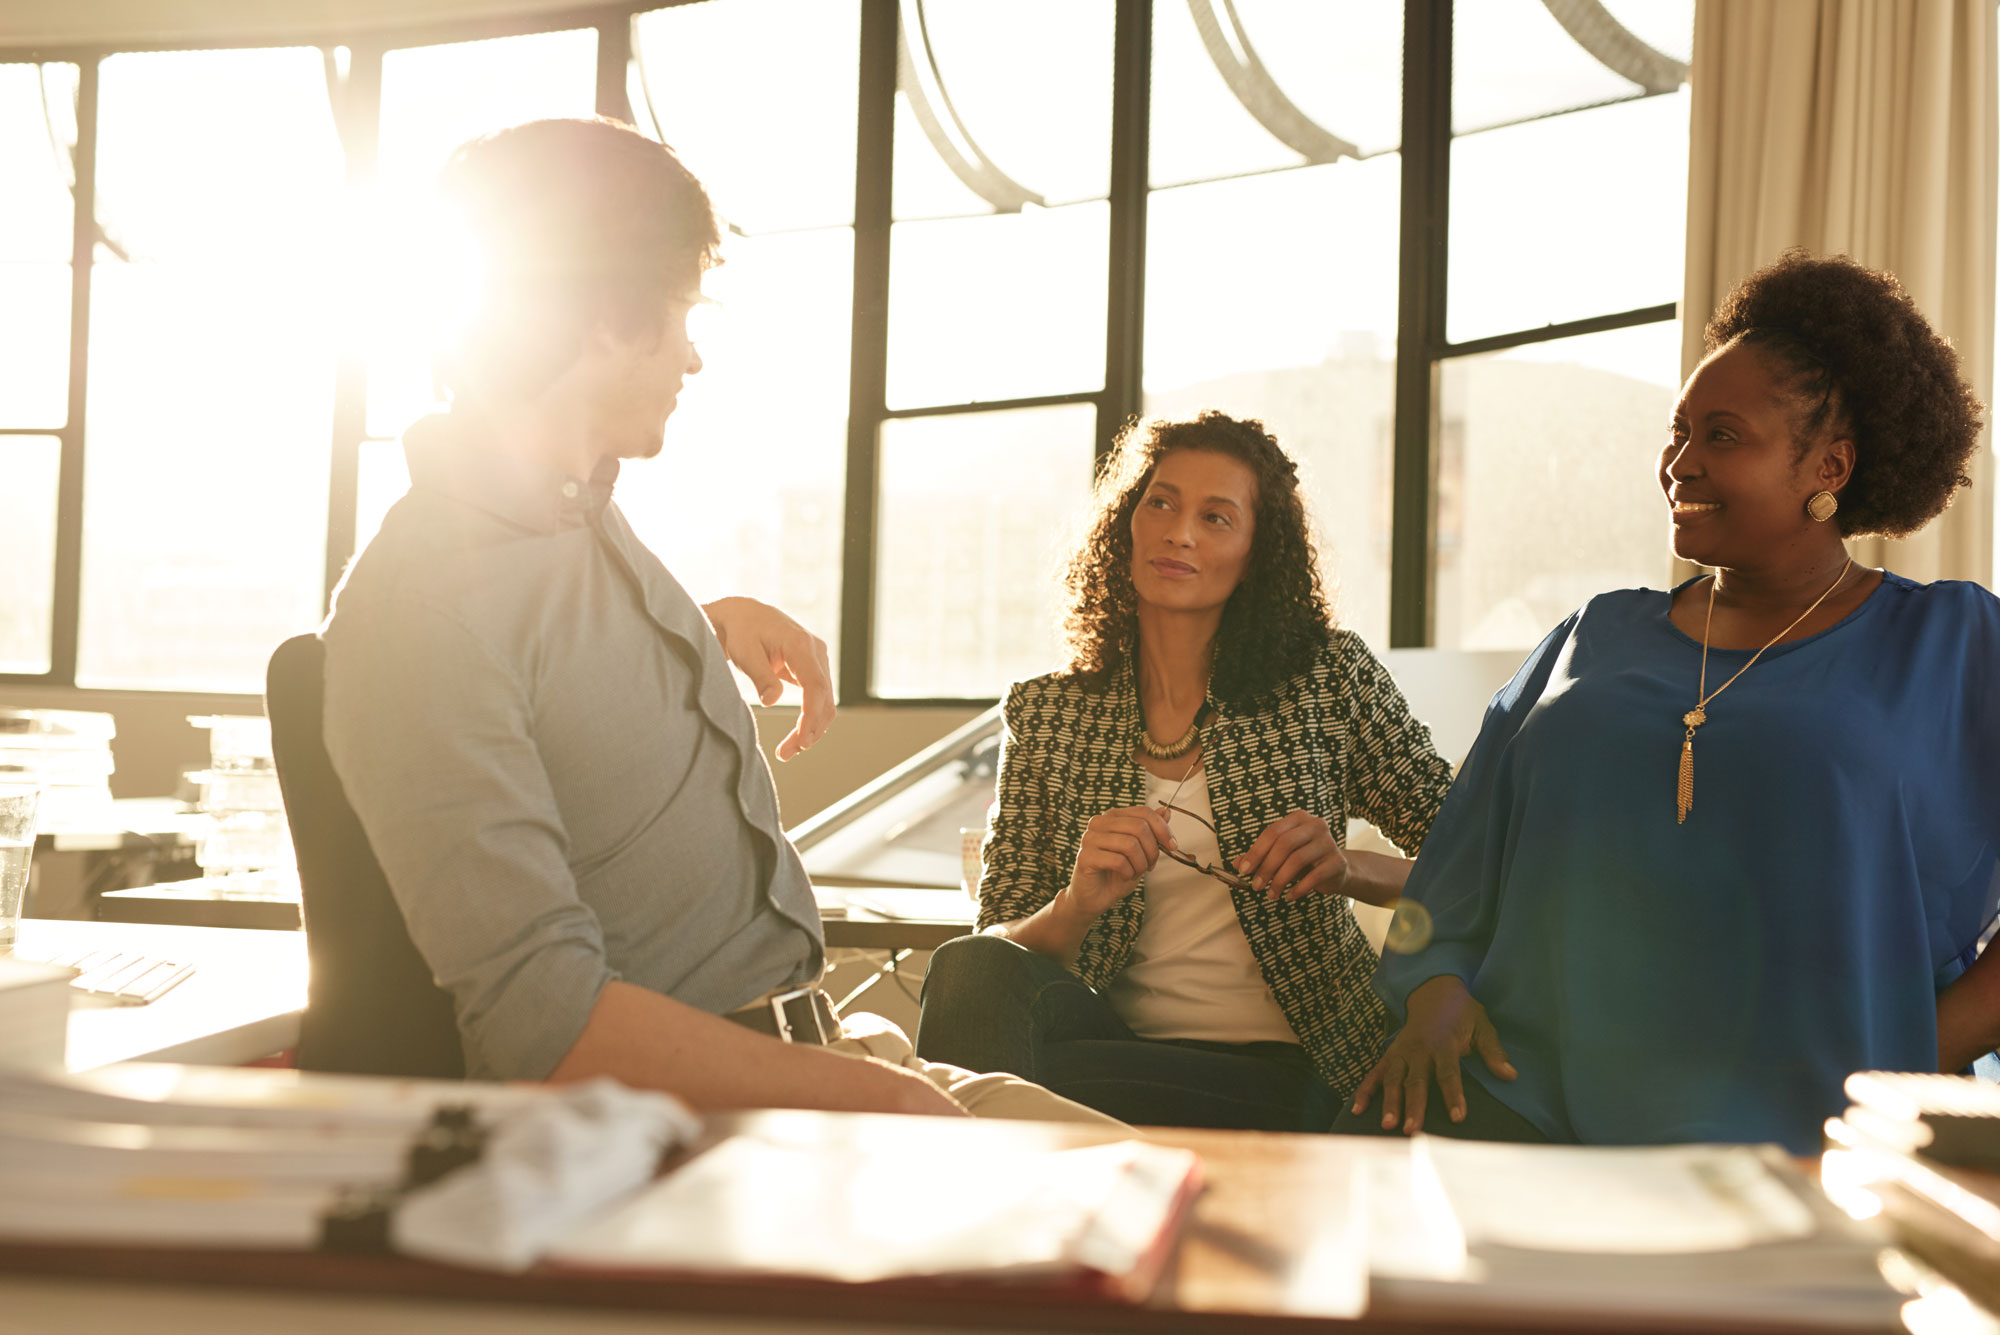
xmin=974 ymin=680 xmax=1071 ymax=932
xmin=1372 ymin=612 xmax=1579 ymax=1023
xmin=1334 ymin=630 xmax=1455 ymax=855
xmin=1964 ymin=585 xmax=2000 ymax=946
xmin=1974 ymin=587 xmax=2000 ymax=852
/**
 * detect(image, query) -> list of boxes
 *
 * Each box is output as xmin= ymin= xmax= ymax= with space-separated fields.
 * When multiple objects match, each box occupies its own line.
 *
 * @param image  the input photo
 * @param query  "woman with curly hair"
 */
xmin=914 ymin=411 xmax=1454 ymax=1130
xmin=1344 ymin=252 xmax=2000 ymax=1153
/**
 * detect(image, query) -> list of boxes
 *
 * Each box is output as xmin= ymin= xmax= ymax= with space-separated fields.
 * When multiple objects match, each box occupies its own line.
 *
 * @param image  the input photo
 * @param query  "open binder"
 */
xmin=0 ymin=1064 xmax=1201 ymax=1306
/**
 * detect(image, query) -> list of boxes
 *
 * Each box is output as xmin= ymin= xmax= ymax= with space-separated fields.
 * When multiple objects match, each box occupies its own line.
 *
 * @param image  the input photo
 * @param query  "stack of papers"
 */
xmin=1825 ymin=1072 xmax=2000 ymax=1315
xmin=0 ymin=1065 xmax=1197 ymax=1299
xmin=0 ymin=956 xmax=71 ymax=1070
xmin=0 ymin=1064 xmax=695 ymax=1269
xmin=1366 ymin=1139 xmax=1905 ymax=1328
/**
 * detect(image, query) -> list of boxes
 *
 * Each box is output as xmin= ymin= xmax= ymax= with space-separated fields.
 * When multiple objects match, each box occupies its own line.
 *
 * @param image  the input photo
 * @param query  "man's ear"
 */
xmin=568 ymin=316 xmax=637 ymax=388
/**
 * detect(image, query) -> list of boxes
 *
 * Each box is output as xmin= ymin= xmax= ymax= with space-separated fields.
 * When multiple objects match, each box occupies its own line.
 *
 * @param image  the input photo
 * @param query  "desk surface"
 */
xmin=14 ymin=918 xmax=306 ymax=1071
xmin=99 ymin=881 xmax=302 ymax=932
xmin=820 ymin=887 xmax=975 ymax=952
xmin=0 ymin=1114 xmax=1405 ymax=1334
xmin=0 ymin=1109 xmax=1920 ymax=1334
xmin=40 ymin=796 xmax=205 ymax=853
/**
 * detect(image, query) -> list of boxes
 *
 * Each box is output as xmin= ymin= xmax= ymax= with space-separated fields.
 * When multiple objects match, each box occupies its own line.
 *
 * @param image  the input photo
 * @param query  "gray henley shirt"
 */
xmin=321 ymin=414 xmax=823 ymax=1080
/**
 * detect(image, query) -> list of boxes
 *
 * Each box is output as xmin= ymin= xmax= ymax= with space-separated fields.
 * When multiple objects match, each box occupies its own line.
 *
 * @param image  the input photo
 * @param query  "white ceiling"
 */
xmin=0 ymin=0 xmax=614 ymax=49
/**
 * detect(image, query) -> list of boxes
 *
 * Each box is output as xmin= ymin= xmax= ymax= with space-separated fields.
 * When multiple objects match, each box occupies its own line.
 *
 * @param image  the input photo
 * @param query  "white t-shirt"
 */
xmin=1103 ymin=767 xmax=1301 ymax=1046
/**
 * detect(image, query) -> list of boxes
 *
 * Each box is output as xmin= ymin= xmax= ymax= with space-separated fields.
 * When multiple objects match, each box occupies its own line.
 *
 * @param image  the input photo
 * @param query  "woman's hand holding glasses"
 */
xmin=1063 ymin=805 xmax=1179 ymax=918
xmin=1234 ymin=810 xmax=1351 ymax=902
xmin=1066 ymin=800 xmax=1352 ymax=917
xmin=1154 ymin=803 xmax=1351 ymax=902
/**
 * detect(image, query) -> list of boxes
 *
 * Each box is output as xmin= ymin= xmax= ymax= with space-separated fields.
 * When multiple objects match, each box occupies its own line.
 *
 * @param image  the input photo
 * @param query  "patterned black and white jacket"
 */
xmin=976 ymin=630 xmax=1455 ymax=1093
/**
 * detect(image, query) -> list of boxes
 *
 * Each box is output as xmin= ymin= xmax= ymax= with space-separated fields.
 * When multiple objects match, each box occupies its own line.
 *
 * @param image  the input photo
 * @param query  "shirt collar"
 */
xmin=403 ymin=412 xmax=619 ymax=534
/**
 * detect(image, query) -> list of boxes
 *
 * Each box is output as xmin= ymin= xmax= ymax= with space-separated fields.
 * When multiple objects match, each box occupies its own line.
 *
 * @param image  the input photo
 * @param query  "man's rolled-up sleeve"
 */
xmin=322 ymin=599 xmax=613 ymax=1080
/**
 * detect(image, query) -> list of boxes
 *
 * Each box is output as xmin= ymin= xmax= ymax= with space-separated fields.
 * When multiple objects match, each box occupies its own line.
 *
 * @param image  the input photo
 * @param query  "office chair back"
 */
xmin=267 ymin=633 xmax=465 ymax=1078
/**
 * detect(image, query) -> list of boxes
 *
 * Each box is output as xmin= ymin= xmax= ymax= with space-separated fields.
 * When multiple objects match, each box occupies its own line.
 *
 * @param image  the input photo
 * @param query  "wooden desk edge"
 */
xmin=823 ymin=916 xmax=973 ymax=951
xmin=0 ymin=1241 xmax=1727 ymax=1335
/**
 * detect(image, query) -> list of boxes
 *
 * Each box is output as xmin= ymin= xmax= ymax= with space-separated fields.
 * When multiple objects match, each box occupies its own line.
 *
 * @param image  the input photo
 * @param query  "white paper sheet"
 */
xmin=549 ymin=1136 xmax=1198 ymax=1286
xmin=1416 ymin=1139 xmax=1818 ymax=1254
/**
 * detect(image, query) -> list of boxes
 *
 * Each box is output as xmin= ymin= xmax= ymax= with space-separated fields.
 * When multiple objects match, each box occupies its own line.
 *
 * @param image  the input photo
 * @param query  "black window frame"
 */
xmin=0 ymin=0 xmax=1684 ymax=703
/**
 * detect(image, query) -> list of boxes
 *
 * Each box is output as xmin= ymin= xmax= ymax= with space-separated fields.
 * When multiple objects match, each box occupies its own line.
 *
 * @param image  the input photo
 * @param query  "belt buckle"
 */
xmin=768 ymin=985 xmax=818 ymax=1044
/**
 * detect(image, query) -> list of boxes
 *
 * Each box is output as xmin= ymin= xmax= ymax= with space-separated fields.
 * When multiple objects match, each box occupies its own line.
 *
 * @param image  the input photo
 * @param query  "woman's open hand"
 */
xmin=1351 ymin=975 xmax=1516 ymax=1134
xmin=1236 ymin=810 xmax=1349 ymax=901
xmin=1064 ymin=805 xmax=1177 ymax=919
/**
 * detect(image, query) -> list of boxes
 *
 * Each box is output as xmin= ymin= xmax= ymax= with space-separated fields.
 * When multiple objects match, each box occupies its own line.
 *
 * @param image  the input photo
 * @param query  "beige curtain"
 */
xmin=1682 ymin=0 xmax=1998 ymax=584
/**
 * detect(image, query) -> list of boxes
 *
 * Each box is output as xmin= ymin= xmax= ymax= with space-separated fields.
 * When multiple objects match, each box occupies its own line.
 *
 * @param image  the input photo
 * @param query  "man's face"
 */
xmin=596 ymin=286 xmax=704 ymax=460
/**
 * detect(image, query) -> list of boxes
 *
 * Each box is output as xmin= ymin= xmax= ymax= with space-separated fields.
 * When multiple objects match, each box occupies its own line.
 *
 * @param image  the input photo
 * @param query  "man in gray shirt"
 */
xmin=323 ymin=118 xmax=1103 ymax=1122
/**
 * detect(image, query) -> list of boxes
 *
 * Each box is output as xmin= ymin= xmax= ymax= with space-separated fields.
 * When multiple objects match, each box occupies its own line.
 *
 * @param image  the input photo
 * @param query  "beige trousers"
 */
xmin=829 ymin=1011 xmax=1126 ymax=1128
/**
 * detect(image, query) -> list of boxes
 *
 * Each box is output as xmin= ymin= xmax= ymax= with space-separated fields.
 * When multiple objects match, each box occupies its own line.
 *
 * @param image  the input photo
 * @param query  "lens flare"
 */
xmin=1384 ymin=897 xmax=1434 ymax=955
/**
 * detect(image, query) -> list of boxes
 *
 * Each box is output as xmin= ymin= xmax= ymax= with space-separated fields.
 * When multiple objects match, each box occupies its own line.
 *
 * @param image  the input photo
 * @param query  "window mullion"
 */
xmin=594 ymin=8 xmax=633 ymax=121
xmin=1099 ymin=0 xmax=1151 ymax=467
xmin=50 ymin=54 xmax=100 ymax=687
xmin=841 ymin=0 xmax=897 ymax=704
xmin=1389 ymin=0 xmax=1451 ymax=649
xmin=323 ymin=41 xmax=382 ymax=610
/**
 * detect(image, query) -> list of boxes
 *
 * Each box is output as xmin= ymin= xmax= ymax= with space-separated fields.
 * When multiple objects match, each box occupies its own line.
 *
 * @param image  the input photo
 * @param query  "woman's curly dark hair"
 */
xmin=1059 ymin=411 xmax=1333 ymax=706
xmin=1704 ymin=250 xmax=1982 ymax=538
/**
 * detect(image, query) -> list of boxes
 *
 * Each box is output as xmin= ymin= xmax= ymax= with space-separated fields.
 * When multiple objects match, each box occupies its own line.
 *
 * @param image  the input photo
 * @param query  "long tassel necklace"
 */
xmin=1678 ymin=557 xmax=1852 ymax=824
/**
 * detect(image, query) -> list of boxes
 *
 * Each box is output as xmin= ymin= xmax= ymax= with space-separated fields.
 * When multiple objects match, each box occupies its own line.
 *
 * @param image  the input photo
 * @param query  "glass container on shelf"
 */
xmin=0 ymin=710 xmax=117 ymax=834
xmin=186 ymin=714 xmax=291 ymax=876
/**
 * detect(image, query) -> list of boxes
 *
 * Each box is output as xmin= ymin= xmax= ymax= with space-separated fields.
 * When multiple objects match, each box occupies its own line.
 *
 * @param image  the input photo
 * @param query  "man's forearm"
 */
xmin=547 ymin=979 xmax=962 ymax=1115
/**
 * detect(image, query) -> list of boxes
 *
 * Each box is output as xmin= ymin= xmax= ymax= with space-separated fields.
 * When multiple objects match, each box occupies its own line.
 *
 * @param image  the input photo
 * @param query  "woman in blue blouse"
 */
xmin=1344 ymin=252 xmax=2000 ymax=1154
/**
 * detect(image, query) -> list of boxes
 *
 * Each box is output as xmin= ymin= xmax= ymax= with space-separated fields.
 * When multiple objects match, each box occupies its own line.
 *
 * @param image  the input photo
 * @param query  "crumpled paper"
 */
xmin=392 ymin=1078 xmax=700 ymax=1272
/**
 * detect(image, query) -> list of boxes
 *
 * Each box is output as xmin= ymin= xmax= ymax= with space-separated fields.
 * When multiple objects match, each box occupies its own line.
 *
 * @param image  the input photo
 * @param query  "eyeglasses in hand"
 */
xmin=1156 ymin=800 xmax=1256 ymax=891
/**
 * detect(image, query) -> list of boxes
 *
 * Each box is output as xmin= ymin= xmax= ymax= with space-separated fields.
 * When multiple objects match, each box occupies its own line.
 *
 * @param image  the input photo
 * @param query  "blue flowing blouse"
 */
xmin=1375 ymin=572 xmax=2000 ymax=1153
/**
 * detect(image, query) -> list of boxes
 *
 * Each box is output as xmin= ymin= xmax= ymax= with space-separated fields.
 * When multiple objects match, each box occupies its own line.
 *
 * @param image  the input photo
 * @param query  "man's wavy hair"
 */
xmin=1060 ymin=411 xmax=1334 ymax=706
xmin=438 ymin=117 xmax=722 ymax=402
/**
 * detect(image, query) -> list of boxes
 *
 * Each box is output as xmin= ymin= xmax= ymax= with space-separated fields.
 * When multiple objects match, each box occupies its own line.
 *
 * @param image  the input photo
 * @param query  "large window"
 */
xmin=865 ymin=0 xmax=1116 ymax=697
xmin=79 ymin=48 xmax=342 ymax=691
xmin=1432 ymin=0 xmax=1691 ymax=648
xmin=618 ymin=0 xmax=857 ymax=660
xmin=1 ymin=0 xmax=1698 ymax=704
xmin=1143 ymin=2 xmax=1404 ymax=646
xmin=0 ymin=63 xmax=71 ymax=676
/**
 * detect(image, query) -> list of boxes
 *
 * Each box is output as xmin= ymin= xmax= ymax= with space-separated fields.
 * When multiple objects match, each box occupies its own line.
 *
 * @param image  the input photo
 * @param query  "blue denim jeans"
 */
xmin=914 ymin=933 xmax=1340 ymax=1132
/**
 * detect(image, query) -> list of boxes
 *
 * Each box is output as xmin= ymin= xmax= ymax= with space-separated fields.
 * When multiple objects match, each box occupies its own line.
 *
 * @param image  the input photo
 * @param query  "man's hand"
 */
xmin=1350 ymin=975 xmax=1515 ymax=1135
xmin=868 ymin=1058 xmax=973 ymax=1117
xmin=1235 ymin=810 xmax=1349 ymax=901
xmin=701 ymin=596 xmax=834 ymax=760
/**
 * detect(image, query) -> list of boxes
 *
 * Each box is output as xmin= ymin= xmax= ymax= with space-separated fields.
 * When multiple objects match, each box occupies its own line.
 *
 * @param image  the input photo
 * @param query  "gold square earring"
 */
xmin=1806 ymin=490 xmax=1838 ymax=523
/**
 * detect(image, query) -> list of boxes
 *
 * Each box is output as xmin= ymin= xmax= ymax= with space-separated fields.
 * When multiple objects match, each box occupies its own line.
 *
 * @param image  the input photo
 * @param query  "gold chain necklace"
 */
xmin=1678 ymin=557 xmax=1852 ymax=825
